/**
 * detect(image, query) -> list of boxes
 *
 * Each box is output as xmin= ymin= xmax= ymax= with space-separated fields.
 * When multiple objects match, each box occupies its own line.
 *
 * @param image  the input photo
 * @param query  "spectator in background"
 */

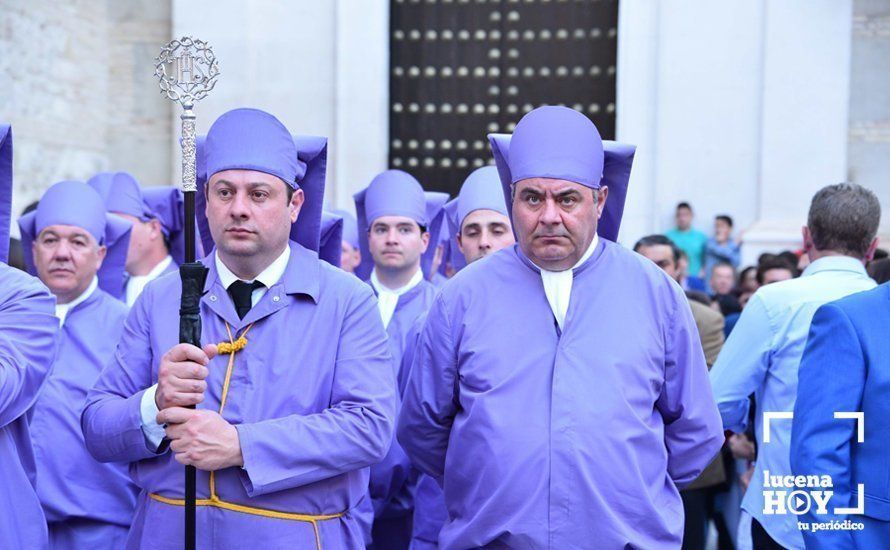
xmin=677 ymin=249 xmax=708 ymax=293
xmin=710 ymin=261 xmax=736 ymax=297
xmin=667 ymin=202 xmax=709 ymax=278
xmin=738 ymin=266 xmax=758 ymax=294
xmin=756 ymin=255 xmax=796 ymax=286
xmin=710 ymin=182 xmax=880 ymax=549
xmin=777 ymin=250 xmax=802 ymax=277
xmin=704 ymin=215 xmax=741 ymax=279
xmin=737 ymin=266 xmax=759 ymax=308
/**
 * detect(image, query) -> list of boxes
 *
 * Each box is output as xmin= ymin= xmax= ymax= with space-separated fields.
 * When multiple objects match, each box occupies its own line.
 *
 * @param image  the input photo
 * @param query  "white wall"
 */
xmin=617 ymin=0 xmax=854 ymax=265
xmin=171 ymin=0 xmax=389 ymax=213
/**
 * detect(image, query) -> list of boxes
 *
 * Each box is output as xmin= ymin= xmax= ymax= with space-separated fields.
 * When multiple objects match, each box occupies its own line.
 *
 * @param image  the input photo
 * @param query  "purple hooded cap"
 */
xmin=489 ymin=106 xmax=636 ymax=242
xmin=18 ymin=181 xmax=132 ymax=299
xmin=442 ymin=165 xmax=511 ymax=272
xmin=352 ymin=171 xmax=448 ymax=280
xmin=87 ymin=172 xmax=191 ymax=265
xmin=195 ymin=111 xmax=331 ymax=262
xmin=0 ymin=124 xmax=12 ymax=263
xmin=204 ymin=108 xmax=302 ymax=188
xmin=425 ymin=191 xmax=450 ymax=276
xmin=319 ymin=210 xmax=344 ymax=268
xmin=332 ymin=208 xmax=359 ymax=250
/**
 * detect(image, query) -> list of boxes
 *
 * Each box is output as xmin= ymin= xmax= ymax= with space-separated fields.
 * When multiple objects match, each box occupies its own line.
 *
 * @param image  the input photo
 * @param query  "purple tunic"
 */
xmin=0 ymin=264 xmax=60 ymax=549
xmin=365 ymin=281 xmax=438 ymax=548
xmin=30 ymin=288 xmax=137 ymax=544
xmin=82 ymin=242 xmax=397 ymax=549
xmin=398 ymin=239 xmax=724 ymax=549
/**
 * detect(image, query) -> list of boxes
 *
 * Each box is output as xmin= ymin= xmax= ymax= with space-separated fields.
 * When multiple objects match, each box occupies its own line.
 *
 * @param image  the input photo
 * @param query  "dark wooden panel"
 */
xmin=390 ymin=0 xmax=618 ymax=196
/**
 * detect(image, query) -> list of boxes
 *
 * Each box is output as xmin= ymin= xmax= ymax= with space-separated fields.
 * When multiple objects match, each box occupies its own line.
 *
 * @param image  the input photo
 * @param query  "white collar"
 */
xmin=539 ymin=234 xmax=599 ymax=331
xmin=56 ymin=276 xmax=99 ymax=326
xmin=125 ymin=255 xmax=174 ymax=307
xmin=370 ymin=267 xmax=424 ymax=297
xmin=370 ymin=267 xmax=424 ymax=329
xmin=215 ymin=246 xmax=291 ymax=290
xmin=538 ymin=234 xmax=599 ymax=276
xmin=143 ymin=255 xmax=173 ymax=280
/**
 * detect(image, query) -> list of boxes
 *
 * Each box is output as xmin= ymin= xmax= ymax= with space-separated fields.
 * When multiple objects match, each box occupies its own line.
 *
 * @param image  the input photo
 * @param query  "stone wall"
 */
xmin=0 ymin=0 xmax=172 ymax=236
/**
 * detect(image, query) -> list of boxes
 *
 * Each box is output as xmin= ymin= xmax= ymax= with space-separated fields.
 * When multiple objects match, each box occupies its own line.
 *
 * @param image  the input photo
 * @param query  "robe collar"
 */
xmin=370 ymin=267 xmax=424 ymax=329
xmin=204 ymin=241 xmax=319 ymax=302
xmin=56 ymin=276 xmax=99 ymax=326
xmin=514 ymin=234 xmax=606 ymax=277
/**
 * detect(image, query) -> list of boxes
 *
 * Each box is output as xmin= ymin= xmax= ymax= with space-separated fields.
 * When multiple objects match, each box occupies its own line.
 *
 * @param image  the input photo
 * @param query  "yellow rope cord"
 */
xmin=150 ymin=321 xmax=340 ymax=550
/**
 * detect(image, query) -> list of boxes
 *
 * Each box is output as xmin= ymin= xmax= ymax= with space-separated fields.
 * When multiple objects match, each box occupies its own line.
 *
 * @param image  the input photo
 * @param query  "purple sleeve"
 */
xmin=81 ymin=282 xmax=159 ymax=463
xmin=397 ymin=294 xmax=458 ymax=481
xmin=0 ymin=269 xmax=59 ymax=427
xmin=656 ymin=289 xmax=725 ymax=488
xmin=235 ymin=284 xmax=396 ymax=497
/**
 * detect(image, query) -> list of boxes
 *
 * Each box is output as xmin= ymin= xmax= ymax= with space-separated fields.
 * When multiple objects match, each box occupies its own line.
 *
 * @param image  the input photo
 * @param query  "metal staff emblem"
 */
xmin=156 ymin=37 xmax=219 ymax=193
xmin=155 ymin=36 xmax=219 ymax=550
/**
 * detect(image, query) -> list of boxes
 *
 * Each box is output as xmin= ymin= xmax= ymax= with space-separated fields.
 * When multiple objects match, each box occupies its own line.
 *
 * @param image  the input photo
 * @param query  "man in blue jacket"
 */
xmin=791 ymin=282 xmax=890 ymax=549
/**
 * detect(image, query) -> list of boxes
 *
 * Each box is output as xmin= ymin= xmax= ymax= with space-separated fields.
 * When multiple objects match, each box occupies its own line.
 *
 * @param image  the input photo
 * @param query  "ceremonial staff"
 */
xmin=155 ymin=37 xmax=219 ymax=550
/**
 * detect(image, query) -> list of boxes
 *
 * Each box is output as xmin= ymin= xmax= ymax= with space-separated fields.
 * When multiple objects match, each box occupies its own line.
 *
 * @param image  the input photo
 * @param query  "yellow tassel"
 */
xmin=217 ymin=335 xmax=248 ymax=354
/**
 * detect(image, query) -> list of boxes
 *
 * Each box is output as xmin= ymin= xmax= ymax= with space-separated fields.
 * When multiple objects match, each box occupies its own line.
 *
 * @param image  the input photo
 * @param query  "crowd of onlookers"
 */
xmin=660 ymin=201 xmax=888 ymax=337
xmin=635 ymin=190 xmax=887 ymax=550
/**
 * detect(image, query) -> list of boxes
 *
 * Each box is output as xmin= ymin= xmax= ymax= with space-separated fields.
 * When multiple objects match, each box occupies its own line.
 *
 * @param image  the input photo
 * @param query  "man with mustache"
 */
xmin=0 ymin=124 xmax=61 ymax=549
xmin=87 ymin=171 xmax=189 ymax=306
xmin=18 ymin=180 xmax=138 ymax=548
xmin=352 ymin=170 xmax=445 ymax=547
xmin=398 ymin=106 xmax=724 ymax=548
xmin=82 ymin=108 xmax=396 ymax=548
xmin=410 ymin=164 xmax=515 ymax=549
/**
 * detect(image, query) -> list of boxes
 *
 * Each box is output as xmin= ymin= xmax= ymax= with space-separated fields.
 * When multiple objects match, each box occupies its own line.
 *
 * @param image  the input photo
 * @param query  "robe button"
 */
xmin=273 ymin=295 xmax=280 ymax=302
xmin=209 ymin=295 xmax=217 ymax=302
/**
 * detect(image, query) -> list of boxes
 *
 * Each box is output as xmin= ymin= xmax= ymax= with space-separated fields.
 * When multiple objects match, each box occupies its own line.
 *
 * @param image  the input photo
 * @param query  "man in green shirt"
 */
xmin=666 ymin=202 xmax=708 ymax=278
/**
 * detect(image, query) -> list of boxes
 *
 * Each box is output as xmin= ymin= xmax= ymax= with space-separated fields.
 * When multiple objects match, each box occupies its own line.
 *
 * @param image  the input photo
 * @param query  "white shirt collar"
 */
xmin=370 ymin=267 xmax=424 ymax=329
xmin=539 ymin=234 xmax=599 ymax=331
xmin=125 ymin=255 xmax=174 ymax=307
xmin=215 ymin=246 xmax=291 ymax=308
xmin=56 ymin=276 xmax=99 ymax=326
xmin=215 ymin=246 xmax=290 ymax=289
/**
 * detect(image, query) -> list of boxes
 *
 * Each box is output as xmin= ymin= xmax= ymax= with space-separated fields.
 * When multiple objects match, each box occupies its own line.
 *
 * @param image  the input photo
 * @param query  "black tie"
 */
xmin=227 ymin=280 xmax=264 ymax=319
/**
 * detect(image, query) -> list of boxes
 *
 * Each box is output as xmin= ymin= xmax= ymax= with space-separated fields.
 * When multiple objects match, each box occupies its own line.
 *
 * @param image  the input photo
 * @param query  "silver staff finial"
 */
xmin=155 ymin=36 xmax=220 ymax=193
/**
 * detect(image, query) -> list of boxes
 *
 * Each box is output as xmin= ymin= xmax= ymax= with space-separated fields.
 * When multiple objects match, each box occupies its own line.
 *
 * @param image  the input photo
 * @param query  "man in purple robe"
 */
xmin=398 ymin=106 xmax=724 ymax=549
xmin=0 ymin=123 xmax=61 ymax=549
xmin=19 ymin=180 xmax=138 ymax=548
xmin=352 ymin=170 xmax=444 ymax=547
xmin=411 ymin=164 xmax=515 ymax=549
xmin=87 ymin=171 xmax=188 ymax=306
xmin=82 ymin=108 xmax=396 ymax=549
